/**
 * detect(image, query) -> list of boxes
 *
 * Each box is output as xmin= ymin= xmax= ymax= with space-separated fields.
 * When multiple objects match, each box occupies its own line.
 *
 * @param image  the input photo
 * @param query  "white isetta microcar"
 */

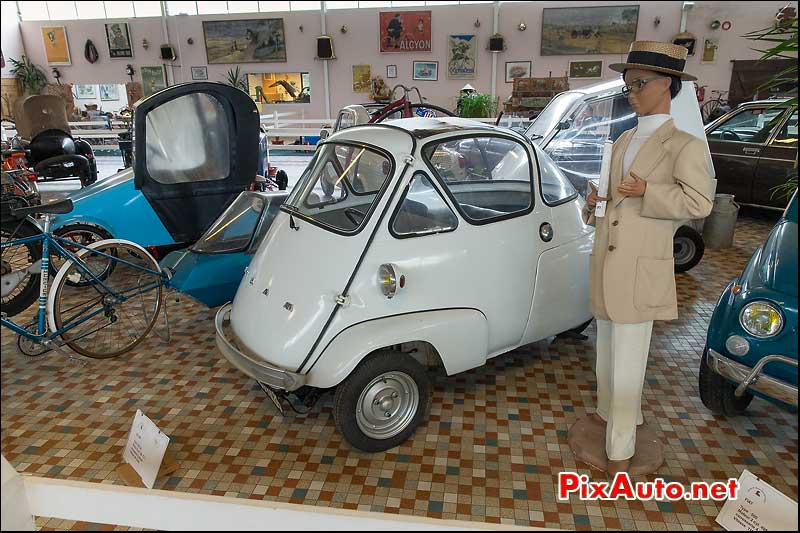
xmin=216 ymin=117 xmax=593 ymax=452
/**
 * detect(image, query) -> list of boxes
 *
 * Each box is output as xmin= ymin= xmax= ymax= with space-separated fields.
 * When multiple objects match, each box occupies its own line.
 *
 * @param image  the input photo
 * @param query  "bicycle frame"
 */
xmin=369 ymin=85 xmax=425 ymax=123
xmin=1 ymin=214 xmax=163 ymax=344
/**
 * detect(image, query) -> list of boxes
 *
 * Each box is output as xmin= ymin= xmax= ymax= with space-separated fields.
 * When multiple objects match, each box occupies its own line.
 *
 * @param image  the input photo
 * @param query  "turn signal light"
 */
xmin=378 ymin=263 xmax=405 ymax=299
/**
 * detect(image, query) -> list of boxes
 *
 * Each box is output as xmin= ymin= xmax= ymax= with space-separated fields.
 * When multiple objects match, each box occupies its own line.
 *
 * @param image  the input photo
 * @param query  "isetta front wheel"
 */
xmin=334 ymin=351 xmax=431 ymax=453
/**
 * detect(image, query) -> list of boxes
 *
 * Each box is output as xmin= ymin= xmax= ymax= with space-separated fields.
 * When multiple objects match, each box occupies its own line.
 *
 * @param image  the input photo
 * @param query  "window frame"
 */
xmin=421 ymin=133 xmax=536 ymax=226
xmin=768 ymin=107 xmax=798 ymax=147
xmin=532 ymin=142 xmax=579 ymax=207
xmin=707 ymin=105 xmax=788 ymax=146
xmin=280 ymin=140 xmax=397 ymax=237
xmin=389 ymin=171 xmax=459 ymax=239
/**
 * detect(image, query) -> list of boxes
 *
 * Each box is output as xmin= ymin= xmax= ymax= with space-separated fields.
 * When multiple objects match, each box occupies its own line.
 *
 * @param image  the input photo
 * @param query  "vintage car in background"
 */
xmin=700 ymin=191 xmax=798 ymax=415
xmin=522 ymin=78 xmax=716 ymax=273
xmin=704 ymin=98 xmax=797 ymax=210
xmin=50 ymin=82 xmax=262 ymax=260
xmin=161 ymin=190 xmax=287 ymax=308
xmin=215 ymin=117 xmax=594 ymax=452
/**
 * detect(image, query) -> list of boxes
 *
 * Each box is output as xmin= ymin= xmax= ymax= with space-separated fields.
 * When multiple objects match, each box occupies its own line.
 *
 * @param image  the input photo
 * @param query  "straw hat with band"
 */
xmin=610 ymin=41 xmax=697 ymax=81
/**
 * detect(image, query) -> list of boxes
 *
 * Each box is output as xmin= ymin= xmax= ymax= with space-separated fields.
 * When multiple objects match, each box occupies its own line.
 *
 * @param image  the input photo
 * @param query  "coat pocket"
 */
xmin=634 ymin=257 xmax=676 ymax=311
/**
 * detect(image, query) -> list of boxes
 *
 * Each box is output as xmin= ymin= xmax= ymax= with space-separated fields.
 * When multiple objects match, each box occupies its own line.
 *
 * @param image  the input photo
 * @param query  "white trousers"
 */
xmin=594 ymin=319 xmax=654 ymax=461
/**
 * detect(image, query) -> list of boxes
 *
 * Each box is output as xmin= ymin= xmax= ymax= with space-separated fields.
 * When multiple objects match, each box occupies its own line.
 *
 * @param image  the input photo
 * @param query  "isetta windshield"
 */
xmin=283 ymin=142 xmax=393 ymax=233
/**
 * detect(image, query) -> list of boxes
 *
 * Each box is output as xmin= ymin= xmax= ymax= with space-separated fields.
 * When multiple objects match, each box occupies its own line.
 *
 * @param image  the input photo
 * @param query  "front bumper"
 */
xmin=707 ymin=348 xmax=798 ymax=407
xmin=215 ymin=303 xmax=306 ymax=392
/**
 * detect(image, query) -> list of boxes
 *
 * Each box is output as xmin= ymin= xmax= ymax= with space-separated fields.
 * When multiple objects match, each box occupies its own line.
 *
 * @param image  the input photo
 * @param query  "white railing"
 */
xmin=2 ymin=113 xmax=520 ymax=155
xmin=1 ymin=456 xmax=541 ymax=532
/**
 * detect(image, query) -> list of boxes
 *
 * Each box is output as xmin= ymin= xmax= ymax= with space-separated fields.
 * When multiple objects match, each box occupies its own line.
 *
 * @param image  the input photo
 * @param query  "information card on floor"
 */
xmin=716 ymin=469 xmax=798 ymax=531
xmin=122 ymin=409 xmax=170 ymax=489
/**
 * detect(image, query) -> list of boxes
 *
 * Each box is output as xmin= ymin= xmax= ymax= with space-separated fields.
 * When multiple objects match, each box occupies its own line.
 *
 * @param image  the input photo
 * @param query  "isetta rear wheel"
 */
xmin=333 ymin=350 xmax=431 ymax=453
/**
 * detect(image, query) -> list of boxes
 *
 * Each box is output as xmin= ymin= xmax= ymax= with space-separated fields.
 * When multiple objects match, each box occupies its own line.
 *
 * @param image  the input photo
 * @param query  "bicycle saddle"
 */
xmin=11 ymin=198 xmax=74 ymax=218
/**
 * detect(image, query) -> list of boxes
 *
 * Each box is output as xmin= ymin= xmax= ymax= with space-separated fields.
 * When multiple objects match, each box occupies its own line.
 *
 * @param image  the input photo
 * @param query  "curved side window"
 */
xmin=423 ymin=135 xmax=533 ymax=225
xmin=391 ymin=172 xmax=458 ymax=238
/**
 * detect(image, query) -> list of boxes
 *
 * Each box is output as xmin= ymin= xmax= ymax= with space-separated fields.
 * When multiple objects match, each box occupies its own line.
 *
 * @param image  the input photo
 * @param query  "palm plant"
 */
xmin=746 ymin=17 xmax=798 ymax=200
xmin=224 ymin=66 xmax=248 ymax=92
xmin=9 ymin=55 xmax=48 ymax=95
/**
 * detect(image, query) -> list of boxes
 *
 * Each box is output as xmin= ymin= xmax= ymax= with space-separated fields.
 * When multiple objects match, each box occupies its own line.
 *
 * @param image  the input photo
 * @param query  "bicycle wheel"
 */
xmin=51 ymin=240 xmax=163 ymax=359
xmin=51 ymin=224 xmax=113 ymax=286
xmin=701 ymin=100 xmax=720 ymax=123
xmin=1 ymin=218 xmax=42 ymax=317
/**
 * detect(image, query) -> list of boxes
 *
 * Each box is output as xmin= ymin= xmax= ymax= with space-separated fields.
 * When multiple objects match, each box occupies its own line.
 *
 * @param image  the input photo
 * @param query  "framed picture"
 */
xmin=74 ymin=84 xmax=97 ymax=99
xmin=105 ymin=22 xmax=133 ymax=58
xmin=505 ymin=61 xmax=531 ymax=83
xmin=41 ymin=26 xmax=71 ymax=65
xmin=386 ymin=64 xmax=397 ymax=79
xmin=380 ymin=11 xmax=432 ymax=53
xmin=247 ymin=72 xmax=310 ymax=104
xmin=190 ymin=66 xmax=209 ymax=80
xmin=541 ymin=5 xmax=639 ymax=55
xmin=569 ymin=60 xmax=603 ymax=79
xmin=141 ymin=66 xmax=167 ymax=97
xmin=202 ymin=19 xmax=286 ymax=64
xmin=702 ymin=37 xmax=719 ymax=63
xmin=99 ymin=84 xmax=119 ymax=101
xmin=412 ymin=61 xmax=438 ymax=81
xmin=447 ymin=34 xmax=477 ymax=79
xmin=352 ymin=65 xmax=371 ymax=92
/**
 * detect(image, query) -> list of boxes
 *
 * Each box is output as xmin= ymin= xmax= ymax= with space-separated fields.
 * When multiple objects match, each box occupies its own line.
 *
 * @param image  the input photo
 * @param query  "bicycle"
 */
xmin=1 ymin=198 xmax=165 ymax=359
xmin=369 ymin=85 xmax=456 ymax=123
xmin=701 ymin=89 xmax=730 ymax=124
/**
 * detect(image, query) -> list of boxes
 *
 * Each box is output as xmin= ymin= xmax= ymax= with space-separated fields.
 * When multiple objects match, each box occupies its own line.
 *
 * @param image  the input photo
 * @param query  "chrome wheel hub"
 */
xmin=356 ymin=371 xmax=419 ymax=440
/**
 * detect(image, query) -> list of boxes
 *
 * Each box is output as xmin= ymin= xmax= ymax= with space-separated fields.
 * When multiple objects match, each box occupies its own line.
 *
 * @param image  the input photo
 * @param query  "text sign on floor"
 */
xmin=122 ymin=410 xmax=169 ymax=489
xmin=716 ymin=469 xmax=798 ymax=531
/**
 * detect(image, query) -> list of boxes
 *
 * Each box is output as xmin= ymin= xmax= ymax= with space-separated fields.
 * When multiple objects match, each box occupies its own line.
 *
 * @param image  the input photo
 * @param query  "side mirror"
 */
xmin=319 ymin=129 xmax=330 ymax=140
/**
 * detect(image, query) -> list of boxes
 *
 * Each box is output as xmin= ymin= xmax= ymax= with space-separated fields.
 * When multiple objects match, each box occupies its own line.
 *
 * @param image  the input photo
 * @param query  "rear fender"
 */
xmin=305 ymin=309 xmax=489 ymax=389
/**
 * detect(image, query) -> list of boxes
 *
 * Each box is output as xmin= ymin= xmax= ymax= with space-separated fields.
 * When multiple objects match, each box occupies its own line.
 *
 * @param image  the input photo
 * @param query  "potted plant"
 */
xmin=457 ymin=92 xmax=497 ymax=118
xmin=224 ymin=66 xmax=248 ymax=92
xmin=9 ymin=55 xmax=48 ymax=95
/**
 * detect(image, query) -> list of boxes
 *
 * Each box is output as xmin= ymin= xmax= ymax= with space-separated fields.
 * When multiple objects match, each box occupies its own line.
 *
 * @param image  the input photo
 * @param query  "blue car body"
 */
xmin=703 ymin=192 xmax=798 ymax=412
xmin=50 ymin=82 xmax=286 ymax=308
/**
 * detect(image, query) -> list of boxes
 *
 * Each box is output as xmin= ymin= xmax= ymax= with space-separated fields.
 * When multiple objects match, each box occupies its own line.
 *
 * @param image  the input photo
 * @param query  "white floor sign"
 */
xmin=716 ymin=469 xmax=798 ymax=531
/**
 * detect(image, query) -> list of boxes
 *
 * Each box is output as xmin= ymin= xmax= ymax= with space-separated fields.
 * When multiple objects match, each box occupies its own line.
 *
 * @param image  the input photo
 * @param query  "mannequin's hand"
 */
xmin=587 ymin=182 xmax=608 ymax=209
xmin=618 ymin=172 xmax=647 ymax=198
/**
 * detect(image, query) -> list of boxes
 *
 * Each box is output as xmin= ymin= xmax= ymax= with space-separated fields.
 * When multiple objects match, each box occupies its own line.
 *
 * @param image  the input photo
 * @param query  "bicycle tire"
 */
xmin=51 ymin=223 xmax=114 ymax=286
xmin=1 ymin=218 xmax=42 ymax=317
xmin=701 ymin=100 xmax=720 ymax=123
xmin=51 ymin=239 xmax=163 ymax=359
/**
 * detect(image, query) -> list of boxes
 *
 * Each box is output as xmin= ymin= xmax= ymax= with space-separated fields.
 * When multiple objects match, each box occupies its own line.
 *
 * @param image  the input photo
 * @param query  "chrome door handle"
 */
xmin=742 ymin=147 xmax=761 ymax=155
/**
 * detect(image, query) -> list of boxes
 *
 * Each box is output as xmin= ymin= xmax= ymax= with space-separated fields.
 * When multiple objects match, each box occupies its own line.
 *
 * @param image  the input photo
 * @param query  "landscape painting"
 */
xmin=203 ymin=19 xmax=286 ymax=64
xmin=541 ymin=5 xmax=639 ymax=56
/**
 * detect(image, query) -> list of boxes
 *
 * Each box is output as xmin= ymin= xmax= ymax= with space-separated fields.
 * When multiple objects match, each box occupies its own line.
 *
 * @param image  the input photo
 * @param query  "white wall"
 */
xmin=1 ymin=0 xmax=25 ymax=78
xmin=4 ymin=1 xmax=797 ymax=117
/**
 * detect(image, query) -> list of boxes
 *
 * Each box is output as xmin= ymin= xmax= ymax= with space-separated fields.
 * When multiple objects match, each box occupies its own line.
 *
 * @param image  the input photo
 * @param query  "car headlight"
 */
xmin=740 ymin=301 xmax=784 ymax=338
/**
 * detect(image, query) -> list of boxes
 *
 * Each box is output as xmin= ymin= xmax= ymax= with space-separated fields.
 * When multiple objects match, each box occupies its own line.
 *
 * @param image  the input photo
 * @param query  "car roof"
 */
xmin=378 ymin=116 xmax=528 ymax=140
xmin=736 ymin=98 xmax=794 ymax=107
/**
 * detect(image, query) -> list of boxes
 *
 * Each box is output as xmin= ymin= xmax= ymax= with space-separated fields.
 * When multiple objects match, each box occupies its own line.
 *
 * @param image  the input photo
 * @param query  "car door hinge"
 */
xmin=335 ymin=294 xmax=351 ymax=307
xmin=404 ymin=154 xmax=415 ymax=165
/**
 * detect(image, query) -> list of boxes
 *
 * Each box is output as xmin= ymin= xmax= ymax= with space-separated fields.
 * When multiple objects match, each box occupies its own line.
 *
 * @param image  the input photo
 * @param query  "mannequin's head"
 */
xmin=623 ymin=68 xmax=682 ymax=116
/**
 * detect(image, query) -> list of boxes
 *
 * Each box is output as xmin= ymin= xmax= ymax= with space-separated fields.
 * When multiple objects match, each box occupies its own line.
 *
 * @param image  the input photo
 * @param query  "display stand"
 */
xmin=568 ymin=415 xmax=664 ymax=476
xmin=116 ymin=449 xmax=180 ymax=488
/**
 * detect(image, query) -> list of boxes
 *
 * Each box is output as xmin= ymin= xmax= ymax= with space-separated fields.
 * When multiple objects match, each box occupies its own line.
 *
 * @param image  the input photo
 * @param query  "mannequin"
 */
xmin=568 ymin=41 xmax=713 ymax=476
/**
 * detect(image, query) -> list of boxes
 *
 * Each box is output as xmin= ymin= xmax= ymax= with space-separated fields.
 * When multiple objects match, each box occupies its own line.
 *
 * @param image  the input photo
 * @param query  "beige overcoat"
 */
xmin=582 ymin=119 xmax=713 ymax=323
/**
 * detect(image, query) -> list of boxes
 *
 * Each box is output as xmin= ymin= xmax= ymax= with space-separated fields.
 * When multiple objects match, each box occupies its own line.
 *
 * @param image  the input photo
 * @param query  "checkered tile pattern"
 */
xmin=3 ymin=211 xmax=797 ymax=531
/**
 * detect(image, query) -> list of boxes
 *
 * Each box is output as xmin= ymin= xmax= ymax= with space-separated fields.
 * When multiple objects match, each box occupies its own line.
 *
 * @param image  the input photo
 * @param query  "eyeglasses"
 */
xmin=621 ymin=77 xmax=662 ymax=96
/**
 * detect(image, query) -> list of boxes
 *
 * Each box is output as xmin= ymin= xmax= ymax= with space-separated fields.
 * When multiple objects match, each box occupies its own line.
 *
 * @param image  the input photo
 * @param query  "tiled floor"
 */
xmin=3 ymin=211 xmax=797 ymax=531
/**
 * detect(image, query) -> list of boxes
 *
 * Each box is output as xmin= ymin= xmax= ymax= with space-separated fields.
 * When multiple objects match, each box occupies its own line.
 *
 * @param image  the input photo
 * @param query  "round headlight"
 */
xmin=740 ymin=301 xmax=784 ymax=338
xmin=725 ymin=335 xmax=750 ymax=356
